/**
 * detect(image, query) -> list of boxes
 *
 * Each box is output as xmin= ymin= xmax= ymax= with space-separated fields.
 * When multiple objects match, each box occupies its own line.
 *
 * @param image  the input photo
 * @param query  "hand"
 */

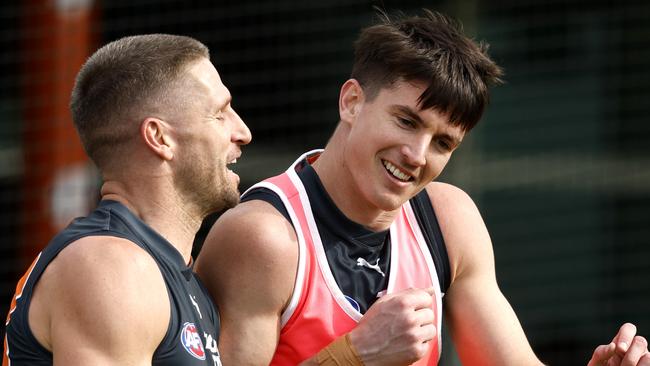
xmin=588 ymin=323 xmax=650 ymax=366
xmin=348 ymin=288 xmax=436 ymax=366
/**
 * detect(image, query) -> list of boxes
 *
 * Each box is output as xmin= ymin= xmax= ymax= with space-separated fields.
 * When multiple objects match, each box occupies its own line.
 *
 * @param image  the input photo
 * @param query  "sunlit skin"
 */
xmin=314 ymin=78 xmax=464 ymax=231
xmin=168 ymin=58 xmax=251 ymax=216
xmin=195 ymin=75 xmax=650 ymax=366
xmin=16 ymin=53 xmax=253 ymax=366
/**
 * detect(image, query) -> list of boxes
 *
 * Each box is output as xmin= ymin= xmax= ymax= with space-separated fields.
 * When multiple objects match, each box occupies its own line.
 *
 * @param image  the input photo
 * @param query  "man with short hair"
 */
xmin=195 ymin=10 xmax=649 ymax=366
xmin=4 ymin=34 xmax=251 ymax=365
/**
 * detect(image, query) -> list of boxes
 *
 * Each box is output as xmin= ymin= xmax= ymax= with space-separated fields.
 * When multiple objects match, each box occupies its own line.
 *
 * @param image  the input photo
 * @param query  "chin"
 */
xmin=372 ymin=194 xmax=407 ymax=212
xmin=222 ymin=188 xmax=241 ymax=210
xmin=199 ymin=184 xmax=240 ymax=214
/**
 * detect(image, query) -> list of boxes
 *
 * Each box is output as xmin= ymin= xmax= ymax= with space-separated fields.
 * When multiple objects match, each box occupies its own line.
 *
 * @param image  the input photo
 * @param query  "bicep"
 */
xmin=427 ymin=183 xmax=541 ymax=366
xmin=196 ymin=202 xmax=299 ymax=366
xmin=42 ymin=237 xmax=169 ymax=366
xmin=217 ymin=303 xmax=283 ymax=366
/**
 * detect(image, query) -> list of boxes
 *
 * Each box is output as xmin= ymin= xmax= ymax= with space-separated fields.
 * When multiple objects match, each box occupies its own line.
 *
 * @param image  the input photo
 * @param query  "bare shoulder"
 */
xmin=44 ymin=235 xmax=167 ymax=293
xmin=424 ymin=182 xmax=486 ymax=237
xmin=195 ymin=199 xmax=298 ymax=311
xmin=197 ymin=199 xmax=299 ymax=270
xmin=425 ymin=181 xmax=479 ymax=214
xmin=424 ymin=182 xmax=493 ymax=281
xmin=195 ymin=201 xmax=299 ymax=366
xmin=30 ymin=235 xmax=169 ymax=358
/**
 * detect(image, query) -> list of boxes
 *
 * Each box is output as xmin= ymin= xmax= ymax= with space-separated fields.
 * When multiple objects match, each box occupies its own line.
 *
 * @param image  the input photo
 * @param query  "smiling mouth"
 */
xmin=382 ymin=160 xmax=413 ymax=182
xmin=226 ymin=157 xmax=239 ymax=175
xmin=226 ymin=154 xmax=240 ymax=167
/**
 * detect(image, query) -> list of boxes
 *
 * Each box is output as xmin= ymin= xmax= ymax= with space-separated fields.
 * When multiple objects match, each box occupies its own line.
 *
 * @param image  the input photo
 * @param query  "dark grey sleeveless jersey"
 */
xmin=4 ymin=200 xmax=222 ymax=366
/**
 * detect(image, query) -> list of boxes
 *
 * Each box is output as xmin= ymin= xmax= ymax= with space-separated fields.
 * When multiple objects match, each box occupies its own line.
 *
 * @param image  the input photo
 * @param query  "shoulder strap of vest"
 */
xmin=409 ymin=190 xmax=451 ymax=294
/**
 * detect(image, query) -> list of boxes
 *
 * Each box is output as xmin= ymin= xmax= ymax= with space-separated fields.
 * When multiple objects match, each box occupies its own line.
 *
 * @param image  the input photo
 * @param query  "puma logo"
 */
xmin=356 ymin=257 xmax=385 ymax=277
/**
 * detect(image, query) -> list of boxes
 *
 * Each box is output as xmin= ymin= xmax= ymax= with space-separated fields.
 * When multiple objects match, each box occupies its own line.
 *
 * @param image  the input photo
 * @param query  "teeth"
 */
xmin=229 ymin=159 xmax=237 ymax=164
xmin=382 ymin=160 xmax=411 ymax=182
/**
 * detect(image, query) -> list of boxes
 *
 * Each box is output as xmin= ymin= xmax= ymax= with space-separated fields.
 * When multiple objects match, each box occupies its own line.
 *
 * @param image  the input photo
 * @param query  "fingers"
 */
xmin=588 ymin=325 xmax=650 ymax=366
xmin=423 ymin=287 xmax=436 ymax=297
xmin=639 ymin=352 xmax=650 ymax=366
xmin=376 ymin=287 xmax=433 ymax=310
xmin=412 ymin=290 xmax=434 ymax=310
xmin=615 ymin=323 xmax=638 ymax=356
xmin=621 ymin=336 xmax=648 ymax=366
xmin=417 ymin=323 xmax=437 ymax=343
xmin=412 ymin=307 xmax=435 ymax=328
xmin=589 ymin=342 xmax=616 ymax=366
xmin=396 ymin=322 xmax=436 ymax=361
xmin=353 ymin=287 xmax=437 ymax=365
xmin=405 ymin=288 xmax=435 ymax=310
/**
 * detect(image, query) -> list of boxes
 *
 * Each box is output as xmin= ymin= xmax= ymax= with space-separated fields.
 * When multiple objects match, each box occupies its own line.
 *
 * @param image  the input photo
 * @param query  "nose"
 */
xmin=231 ymin=108 xmax=252 ymax=145
xmin=401 ymin=138 xmax=427 ymax=167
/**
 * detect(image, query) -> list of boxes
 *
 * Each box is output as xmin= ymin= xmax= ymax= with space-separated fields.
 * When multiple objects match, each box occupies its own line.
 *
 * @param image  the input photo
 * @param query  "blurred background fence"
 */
xmin=1 ymin=0 xmax=649 ymax=365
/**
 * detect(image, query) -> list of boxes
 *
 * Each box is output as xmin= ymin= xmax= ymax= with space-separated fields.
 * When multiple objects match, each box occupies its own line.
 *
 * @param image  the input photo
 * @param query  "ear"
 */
xmin=141 ymin=118 xmax=174 ymax=161
xmin=339 ymin=79 xmax=364 ymax=125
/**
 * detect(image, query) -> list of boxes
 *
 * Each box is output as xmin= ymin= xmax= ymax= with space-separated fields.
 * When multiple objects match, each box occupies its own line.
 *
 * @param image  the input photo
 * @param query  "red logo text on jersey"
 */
xmin=180 ymin=322 xmax=206 ymax=360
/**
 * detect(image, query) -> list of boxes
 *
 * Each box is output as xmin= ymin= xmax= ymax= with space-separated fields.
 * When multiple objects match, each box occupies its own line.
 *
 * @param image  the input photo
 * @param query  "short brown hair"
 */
xmin=351 ymin=10 xmax=503 ymax=131
xmin=70 ymin=34 xmax=209 ymax=169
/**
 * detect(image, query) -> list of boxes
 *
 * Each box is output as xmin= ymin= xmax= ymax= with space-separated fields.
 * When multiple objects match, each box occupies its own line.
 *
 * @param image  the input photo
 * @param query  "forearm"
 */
xmin=446 ymin=282 xmax=543 ymax=366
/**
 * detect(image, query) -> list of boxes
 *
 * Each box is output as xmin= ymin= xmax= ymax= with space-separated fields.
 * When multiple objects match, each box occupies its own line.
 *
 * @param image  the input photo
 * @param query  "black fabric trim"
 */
xmin=242 ymin=188 xmax=290 ymax=220
xmin=409 ymin=190 xmax=451 ymax=294
xmin=246 ymin=186 xmax=452 ymax=295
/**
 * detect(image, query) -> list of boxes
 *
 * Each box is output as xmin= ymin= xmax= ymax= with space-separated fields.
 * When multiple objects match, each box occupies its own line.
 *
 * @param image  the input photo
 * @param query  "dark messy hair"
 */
xmin=70 ymin=34 xmax=209 ymax=169
xmin=351 ymin=9 xmax=503 ymax=131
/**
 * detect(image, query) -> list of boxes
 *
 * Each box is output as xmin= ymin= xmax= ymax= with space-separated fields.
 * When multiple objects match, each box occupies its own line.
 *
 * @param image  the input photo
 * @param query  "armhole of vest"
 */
xmin=151 ymin=262 xmax=178 ymax=359
xmin=409 ymin=190 xmax=451 ymax=294
xmin=9 ymin=231 xmax=134 ymax=360
xmin=6 ymin=251 xmax=52 ymax=360
xmin=241 ymin=188 xmax=293 ymax=226
xmin=243 ymin=181 xmax=306 ymax=328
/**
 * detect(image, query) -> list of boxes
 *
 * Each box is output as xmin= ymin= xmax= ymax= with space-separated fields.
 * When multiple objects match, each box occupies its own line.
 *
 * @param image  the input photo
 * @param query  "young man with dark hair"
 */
xmin=4 ymin=34 xmax=251 ymax=365
xmin=195 ymin=10 xmax=649 ymax=366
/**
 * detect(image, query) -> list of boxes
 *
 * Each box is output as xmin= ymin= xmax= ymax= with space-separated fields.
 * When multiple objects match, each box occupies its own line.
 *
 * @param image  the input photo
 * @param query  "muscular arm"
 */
xmin=196 ymin=199 xmax=438 ymax=366
xmin=195 ymin=200 xmax=298 ymax=366
xmin=29 ymin=236 xmax=170 ymax=366
xmin=429 ymin=183 xmax=650 ymax=366
xmin=427 ymin=182 xmax=543 ymax=366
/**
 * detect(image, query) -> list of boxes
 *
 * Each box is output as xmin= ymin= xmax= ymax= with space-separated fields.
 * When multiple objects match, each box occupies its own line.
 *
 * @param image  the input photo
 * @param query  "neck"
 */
xmin=312 ymin=127 xmax=398 ymax=231
xmin=100 ymin=179 xmax=201 ymax=264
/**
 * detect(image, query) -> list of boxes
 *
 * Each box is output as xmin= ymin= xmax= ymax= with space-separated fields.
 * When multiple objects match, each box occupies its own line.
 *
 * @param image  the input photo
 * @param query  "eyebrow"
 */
xmin=391 ymin=105 xmax=424 ymax=125
xmin=390 ymin=105 xmax=463 ymax=146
